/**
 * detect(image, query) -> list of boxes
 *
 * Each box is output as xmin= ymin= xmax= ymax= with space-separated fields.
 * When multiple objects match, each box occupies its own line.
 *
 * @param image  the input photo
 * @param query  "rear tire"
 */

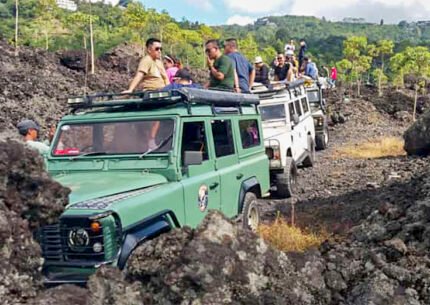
xmin=302 ymin=136 xmax=315 ymax=167
xmin=242 ymin=192 xmax=260 ymax=231
xmin=276 ymin=157 xmax=298 ymax=198
xmin=316 ymin=128 xmax=329 ymax=150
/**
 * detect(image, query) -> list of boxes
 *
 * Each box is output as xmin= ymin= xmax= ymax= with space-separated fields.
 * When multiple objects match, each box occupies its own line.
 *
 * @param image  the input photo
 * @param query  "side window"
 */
xmin=288 ymin=103 xmax=296 ymax=122
xmin=301 ymin=98 xmax=309 ymax=114
xmin=181 ymin=122 xmax=208 ymax=165
xmin=294 ymin=99 xmax=303 ymax=117
xmin=239 ymin=119 xmax=261 ymax=149
xmin=211 ymin=120 xmax=235 ymax=157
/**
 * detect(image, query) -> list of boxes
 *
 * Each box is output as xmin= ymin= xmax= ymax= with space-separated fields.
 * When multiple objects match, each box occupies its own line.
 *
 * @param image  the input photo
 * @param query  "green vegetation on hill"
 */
xmin=0 ymin=0 xmax=429 ymax=99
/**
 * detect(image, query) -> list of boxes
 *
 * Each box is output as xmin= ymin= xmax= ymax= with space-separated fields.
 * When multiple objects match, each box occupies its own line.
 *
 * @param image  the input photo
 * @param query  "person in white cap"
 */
xmin=254 ymin=56 xmax=270 ymax=87
xmin=284 ymin=39 xmax=295 ymax=54
xmin=16 ymin=119 xmax=50 ymax=155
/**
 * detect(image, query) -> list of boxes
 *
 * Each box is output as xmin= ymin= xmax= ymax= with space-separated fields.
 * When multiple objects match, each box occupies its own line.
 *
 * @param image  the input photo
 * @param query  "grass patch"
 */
xmin=258 ymin=216 xmax=329 ymax=253
xmin=335 ymin=137 xmax=406 ymax=159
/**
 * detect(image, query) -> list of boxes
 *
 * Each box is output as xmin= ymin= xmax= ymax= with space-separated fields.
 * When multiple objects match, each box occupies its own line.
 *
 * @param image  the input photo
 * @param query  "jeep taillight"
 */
xmin=273 ymin=149 xmax=280 ymax=160
xmin=265 ymin=147 xmax=280 ymax=160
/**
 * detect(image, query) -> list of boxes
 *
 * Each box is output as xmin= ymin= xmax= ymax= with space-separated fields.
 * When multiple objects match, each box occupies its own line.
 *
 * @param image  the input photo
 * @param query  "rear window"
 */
xmin=239 ymin=119 xmax=261 ymax=149
xmin=260 ymin=105 xmax=286 ymax=121
xmin=307 ymin=90 xmax=320 ymax=103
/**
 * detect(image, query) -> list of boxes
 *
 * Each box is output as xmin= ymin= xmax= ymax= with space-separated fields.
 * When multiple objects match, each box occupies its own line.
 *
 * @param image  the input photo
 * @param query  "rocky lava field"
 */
xmin=1 ymin=41 xmax=430 ymax=304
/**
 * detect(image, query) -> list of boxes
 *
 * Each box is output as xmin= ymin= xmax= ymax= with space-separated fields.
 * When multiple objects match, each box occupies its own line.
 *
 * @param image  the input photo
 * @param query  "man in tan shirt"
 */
xmin=123 ymin=38 xmax=169 ymax=93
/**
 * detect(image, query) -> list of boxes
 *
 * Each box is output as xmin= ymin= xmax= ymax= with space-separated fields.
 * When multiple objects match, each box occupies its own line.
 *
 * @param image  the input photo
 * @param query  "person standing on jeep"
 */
xmin=224 ymin=38 xmax=255 ymax=93
xmin=123 ymin=38 xmax=169 ymax=93
xmin=298 ymin=39 xmax=307 ymax=70
xmin=205 ymin=39 xmax=235 ymax=91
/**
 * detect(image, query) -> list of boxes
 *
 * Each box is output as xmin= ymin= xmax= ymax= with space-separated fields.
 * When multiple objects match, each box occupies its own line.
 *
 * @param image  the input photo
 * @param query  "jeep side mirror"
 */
xmin=184 ymin=151 xmax=203 ymax=166
xmin=292 ymin=114 xmax=300 ymax=125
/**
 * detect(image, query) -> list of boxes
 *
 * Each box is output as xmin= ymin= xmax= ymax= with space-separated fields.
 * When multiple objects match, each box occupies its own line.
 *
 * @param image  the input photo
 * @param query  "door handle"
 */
xmin=209 ymin=182 xmax=219 ymax=189
xmin=236 ymin=173 xmax=243 ymax=180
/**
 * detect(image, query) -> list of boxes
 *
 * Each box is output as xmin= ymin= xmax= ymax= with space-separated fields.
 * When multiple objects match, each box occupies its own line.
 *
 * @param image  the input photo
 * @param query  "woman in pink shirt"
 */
xmin=163 ymin=54 xmax=180 ymax=84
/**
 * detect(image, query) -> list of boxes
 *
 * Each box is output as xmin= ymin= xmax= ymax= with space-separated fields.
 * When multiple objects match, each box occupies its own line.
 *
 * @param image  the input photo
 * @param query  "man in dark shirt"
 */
xmin=224 ymin=38 xmax=255 ymax=93
xmin=274 ymin=54 xmax=292 ymax=81
xmin=254 ymin=56 xmax=270 ymax=87
xmin=298 ymin=39 xmax=307 ymax=69
xmin=205 ymin=39 xmax=235 ymax=91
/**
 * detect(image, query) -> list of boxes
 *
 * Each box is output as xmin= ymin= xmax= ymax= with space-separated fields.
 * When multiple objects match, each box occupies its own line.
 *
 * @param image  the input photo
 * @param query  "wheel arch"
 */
xmin=117 ymin=210 xmax=180 ymax=269
xmin=237 ymin=177 xmax=261 ymax=214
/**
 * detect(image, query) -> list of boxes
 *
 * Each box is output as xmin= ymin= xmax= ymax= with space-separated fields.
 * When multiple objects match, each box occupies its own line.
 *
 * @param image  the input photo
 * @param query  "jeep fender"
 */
xmin=117 ymin=210 xmax=180 ymax=269
xmin=238 ymin=177 xmax=261 ymax=214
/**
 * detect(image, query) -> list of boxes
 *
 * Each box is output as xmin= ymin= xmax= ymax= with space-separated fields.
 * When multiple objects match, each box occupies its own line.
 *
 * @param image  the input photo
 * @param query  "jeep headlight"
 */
xmin=68 ymin=228 xmax=90 ymax=252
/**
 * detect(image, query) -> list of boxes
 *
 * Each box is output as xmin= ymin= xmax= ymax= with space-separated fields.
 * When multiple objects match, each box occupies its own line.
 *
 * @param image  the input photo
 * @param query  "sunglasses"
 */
xmin=154 ymin=47 xmax=163 ymax=51
xmin=277 ymin=57 xmax=284 ymax=60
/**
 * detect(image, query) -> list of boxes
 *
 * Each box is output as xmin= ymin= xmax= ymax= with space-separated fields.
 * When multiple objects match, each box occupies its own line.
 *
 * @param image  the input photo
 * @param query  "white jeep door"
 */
xmin=287 ymin=101 xmax=305 ymax=161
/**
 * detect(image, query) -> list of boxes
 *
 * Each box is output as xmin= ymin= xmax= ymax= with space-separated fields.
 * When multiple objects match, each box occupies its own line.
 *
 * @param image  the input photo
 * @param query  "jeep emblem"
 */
xmin=198 ymin=185 xmax=208 ymax=212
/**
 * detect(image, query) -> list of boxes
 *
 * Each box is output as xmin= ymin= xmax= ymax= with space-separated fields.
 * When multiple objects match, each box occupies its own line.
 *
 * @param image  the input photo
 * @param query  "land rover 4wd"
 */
xmin=305 ymin=80 xmax=329 ymax=150
xmin=254 ymin=80 xmax=316 ymax=198
xmin=38 ymin=88 xmax=270 ymax=284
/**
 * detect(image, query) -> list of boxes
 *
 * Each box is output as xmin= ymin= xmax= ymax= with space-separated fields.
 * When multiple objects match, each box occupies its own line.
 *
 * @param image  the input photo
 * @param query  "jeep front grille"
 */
xmin=38 ymin=217 xmax=118 ymax=263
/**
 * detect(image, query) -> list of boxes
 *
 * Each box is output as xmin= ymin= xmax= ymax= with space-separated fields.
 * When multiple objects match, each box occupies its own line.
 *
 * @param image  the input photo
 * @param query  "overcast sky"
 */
xmin=138 ymin=0 xmax=430 ymax=25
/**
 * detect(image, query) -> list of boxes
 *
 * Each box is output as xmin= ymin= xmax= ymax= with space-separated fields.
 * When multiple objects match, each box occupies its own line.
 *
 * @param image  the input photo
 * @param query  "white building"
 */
xmin=56 ymin=0 xmax=77 ymax=11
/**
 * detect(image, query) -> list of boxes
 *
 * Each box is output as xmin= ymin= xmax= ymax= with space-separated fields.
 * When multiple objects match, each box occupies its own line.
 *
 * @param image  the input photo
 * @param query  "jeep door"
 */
xmin=209 ymin=119 xmax=241 ymax=218
xmin=287 ymin=101 xmax=306 ymax=160
xmin=180 ymin=120 xmax=221 ymax=227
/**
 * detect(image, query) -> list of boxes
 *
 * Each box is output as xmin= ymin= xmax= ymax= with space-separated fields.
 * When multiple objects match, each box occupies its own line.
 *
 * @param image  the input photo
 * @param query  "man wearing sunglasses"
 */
xmin=123 ymin=38 xmax=169 ymax=93
xmin=204 ymin=39 xmax=235 ymax=91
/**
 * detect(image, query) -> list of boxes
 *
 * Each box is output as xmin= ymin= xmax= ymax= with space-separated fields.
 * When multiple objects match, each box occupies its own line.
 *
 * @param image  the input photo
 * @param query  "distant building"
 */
xmin=254 ymin=17 xmax=276 ymax=27
xmin=417 ymin=21 xmax=430 ymax=26
xmin=56 ymin=0 xmax=77 ymax=11
xmin=342 ymin=17 xmax=366 ymax=24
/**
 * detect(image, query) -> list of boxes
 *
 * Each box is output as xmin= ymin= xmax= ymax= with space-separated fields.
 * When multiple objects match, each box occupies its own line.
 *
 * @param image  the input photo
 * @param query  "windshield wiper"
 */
xmin=139 ymin=133 xmax=173 ymax=159
xmin=69 ymin=151 xmax=108 ymax=160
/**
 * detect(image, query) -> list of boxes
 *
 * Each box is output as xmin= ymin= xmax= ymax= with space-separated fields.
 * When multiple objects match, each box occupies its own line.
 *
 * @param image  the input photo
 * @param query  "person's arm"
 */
xmin=249 ymin=66 xmax=256 ymax=88
xmin=122 ymin=71 xmax=144 ymax=93
xmin=234 ymin=70 xmax=240 ymax=93
xmin=207 ymin=56 xmax=225 ymax=81
xmin=287 ymin=67 xmax=293 ymax=82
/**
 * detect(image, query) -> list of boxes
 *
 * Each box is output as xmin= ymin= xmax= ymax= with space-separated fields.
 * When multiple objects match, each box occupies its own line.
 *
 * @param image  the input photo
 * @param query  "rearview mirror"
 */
xmin=184 ymin=151 xmax=203 ymax=166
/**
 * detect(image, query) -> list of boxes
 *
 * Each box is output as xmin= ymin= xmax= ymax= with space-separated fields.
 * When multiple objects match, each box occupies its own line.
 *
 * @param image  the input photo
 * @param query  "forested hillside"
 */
xmin=1 ymin=0 xmax=430 ymax=68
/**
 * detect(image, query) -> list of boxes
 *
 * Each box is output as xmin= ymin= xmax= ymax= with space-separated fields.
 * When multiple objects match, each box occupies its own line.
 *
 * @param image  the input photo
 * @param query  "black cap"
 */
xmin=17 ymin=119 xmax=39 ymax=136
xmin=174 ymin=69 xmax=192 ymax=81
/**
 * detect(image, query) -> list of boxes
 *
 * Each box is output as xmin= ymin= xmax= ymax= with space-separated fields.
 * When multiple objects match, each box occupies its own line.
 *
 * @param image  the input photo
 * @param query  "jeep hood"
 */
xmin=54 ymin=171 xmax=167 ymax=205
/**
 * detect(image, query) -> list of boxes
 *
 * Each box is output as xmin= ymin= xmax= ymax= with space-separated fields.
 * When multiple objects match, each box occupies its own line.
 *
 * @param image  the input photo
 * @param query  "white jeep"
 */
xmin=253 ymin=81 xmax=316 ymax=197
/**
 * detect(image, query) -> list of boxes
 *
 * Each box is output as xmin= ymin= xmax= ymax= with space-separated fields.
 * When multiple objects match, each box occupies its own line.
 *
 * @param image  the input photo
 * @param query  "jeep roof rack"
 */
xmin=253 ymin=79 xmax=306 ymax=99
xmin=67 ymin=87 xmax=259 ymax=115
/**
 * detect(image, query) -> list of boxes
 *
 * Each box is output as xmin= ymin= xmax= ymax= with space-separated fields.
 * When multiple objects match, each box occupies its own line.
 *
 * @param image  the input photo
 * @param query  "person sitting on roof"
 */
xmin=163 ymin=54 xmax=181 ymax=84
xmin=274 ymin=53 xmax=293 ymax=82
xmin=162 ymin=69 xmax=202 ymax=91
xmin=303 ymin=57 xmax=318 ymax=80
xmin=253 ymin=56 xmax=270 ymax=87
xmin=122 ymin=38 xmax=169 ymax=93
xmin=204 ymin=39 xmax=235 ymax=91
xmin=17 ymin=119 xmax=50 ymax=155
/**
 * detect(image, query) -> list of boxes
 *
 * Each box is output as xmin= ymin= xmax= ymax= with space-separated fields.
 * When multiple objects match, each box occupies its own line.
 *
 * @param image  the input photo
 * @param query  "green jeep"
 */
xmin=38 ymin=88 xmax=270 ymax=284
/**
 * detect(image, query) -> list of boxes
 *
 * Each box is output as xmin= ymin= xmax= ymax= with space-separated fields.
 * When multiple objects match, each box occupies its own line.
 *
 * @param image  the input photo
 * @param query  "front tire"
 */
xmin=276 ymin=157 xmax=298 ymax=198
xmin=241 ymin=192 xmax=260 ymax=231
xmin=302 ymin=136 xmax=315 ymax=167
xmin=316 ymin=128 xmax=329 ymax=150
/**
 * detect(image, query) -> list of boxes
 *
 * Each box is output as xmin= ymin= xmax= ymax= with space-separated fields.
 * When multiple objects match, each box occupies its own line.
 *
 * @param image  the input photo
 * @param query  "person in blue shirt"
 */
xmin=162 ymin=69 xmax=202 ymax=91
xmin=303 ymin=57 xmax=319 ymax=80
xmin=224 ymin=38 xmax=255 ymax=93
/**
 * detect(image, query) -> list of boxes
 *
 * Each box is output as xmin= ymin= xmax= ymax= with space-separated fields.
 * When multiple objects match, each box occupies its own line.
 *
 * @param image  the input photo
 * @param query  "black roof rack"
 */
xmin=253 ymin=79 xmax=305 ymax=99
xmin=67 ymin=88 xmax=259 ymax=114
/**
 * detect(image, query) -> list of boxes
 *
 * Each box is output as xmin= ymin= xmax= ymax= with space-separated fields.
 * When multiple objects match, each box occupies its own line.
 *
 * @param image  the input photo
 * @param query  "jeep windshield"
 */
xmin=307 ymin=90 xmax=320 ymax=103
xmin=260 ymin=104 xmax=286 ymax=121
xmin=52 ymin=119 xmax=174 ymax=157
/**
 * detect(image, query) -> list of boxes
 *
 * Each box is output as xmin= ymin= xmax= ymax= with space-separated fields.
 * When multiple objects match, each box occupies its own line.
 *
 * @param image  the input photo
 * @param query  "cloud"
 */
xmin=186 ymin=0 xmax=213 ymax=11
xmin=290 ymin=0 xmax=430 ymax=23
xmin=223 ymin=0 xmax=293 ymax=14
xmin=226 ymin=15 xmax=255 ymax=26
